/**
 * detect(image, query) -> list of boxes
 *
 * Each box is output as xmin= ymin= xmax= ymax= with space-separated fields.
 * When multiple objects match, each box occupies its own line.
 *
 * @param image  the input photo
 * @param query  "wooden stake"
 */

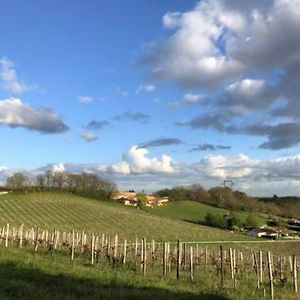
xmin=19 ymin=224 xmax=23 ymax=248
xmin=34 ymin=227 xmax=39 ymax=252
xmin=91 ymin=234 xmax=95 ymax=265
xmin=176 ymin=239 xmax=181 ymax=280
xmin=190 ymin=246 xmax=194 ymax=282
xmin=267 ymin=251 xmax=274 ymax=300
xmin=5 ymin=223 xmax=9 ymax=248
xmin=143 ymin=237 xmax=147 ymax=276
xmin=163 ymin=241 xmax=167 ymax=276
xmin=220 ymin=245 xmax=225 ymax=288
xmin=123 ymin=239 xmax=127 ymax=265
xmin=293 ymin=255 xmax=298 ymax=294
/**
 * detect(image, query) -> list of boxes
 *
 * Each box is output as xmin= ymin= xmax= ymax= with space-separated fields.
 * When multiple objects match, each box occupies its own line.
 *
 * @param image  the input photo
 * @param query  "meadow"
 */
xmin=144 ymin=200 xmax=266 ymax=226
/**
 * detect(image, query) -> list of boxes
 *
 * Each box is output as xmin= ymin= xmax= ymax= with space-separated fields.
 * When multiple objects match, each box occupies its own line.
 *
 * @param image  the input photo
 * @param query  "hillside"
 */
xmin=0 ymin=192 xmax=251 ymax=242
xmin=144 ymin=200 xmax=266 ymax=226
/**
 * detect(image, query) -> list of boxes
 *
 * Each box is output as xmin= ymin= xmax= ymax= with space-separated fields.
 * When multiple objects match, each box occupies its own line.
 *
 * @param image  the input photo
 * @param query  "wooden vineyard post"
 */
xmin=143 ymin=237 xmax=147 ymax=276
xmin=81 ymin=231 xmax=85 ymax=253
xmin=253 ymin=252 xmax=260 ymax=289
xmin=259 ymin=250 xmax=263 ymax=285
xmin=91 ymin=234 xmax=95 ymax=265
xmin=70 ymin=230 xmax=75 ymax=261
xmin=229 ymin=248 xmax=235 ymax=287
xmin=163 ymin=241 xmax=167 ymax=276
xmin=183 ymin=243 xmax=186 ymax=270
xmin=293 ymin=255 xmax=298 ymax=294
xmin=267 ymin=251 xmax=274 ymax=300
xmin=151 ymin=239 xmax=155 ymax=268
xmin=134 ymin=237 xmax=138 ymax=270
xmin=54 ymin=229 xmax=59 ymax=250
xmin=34 ymin=227 xmax=39 ymax=252
xmin=205 ymin=245 xmax=208 ymax=269
xmin=5 ymin=223 xmax=9 ymax=248
xmin=140 ymin=238 xmax=144 ymax=271
xmin=113 ymin=234 xmax=118 ymax=268
xmin=123 ymin=239 xmax=127 ymax=265
xmin=220 ymin=245 xmax=225 ymax=288
xmin=19 ymin=224 xmax=23 ymax=248
xmin=167 ymin=242 xmax=171 ymax=273
xmin=190 ymin=246 xmax=194 ymax=282
xmin=176 ymin=239 xmax=181 ymax=280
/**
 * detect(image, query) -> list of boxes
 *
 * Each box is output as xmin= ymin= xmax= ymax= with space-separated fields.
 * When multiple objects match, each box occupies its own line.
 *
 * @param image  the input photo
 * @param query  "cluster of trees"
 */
xmin=204 ymin=212 xmax=258 ymax=230
xmin=5 ymin=171 xmax=117 ymax=200
xmin=155 ymin=184 xmax=300 ymax=219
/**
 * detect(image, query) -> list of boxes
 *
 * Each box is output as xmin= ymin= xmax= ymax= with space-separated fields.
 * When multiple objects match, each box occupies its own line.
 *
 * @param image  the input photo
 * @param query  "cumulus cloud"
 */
xmin=101 ymin=146 xmax=176 ymax=175
xmin=0 ymin=98 xmax=69 ymax=134
xmin=143 ymin=0 xmax=300 ymax=150
xmin=138 ymin=138 xmax=183 ymax=149
xmin=80 ymin=131 xmax=98 ymax=143
xmin=0 ymin=57 xmax=36 ymax=94
xmin=196 ymin=154 xmax=259 ymax=179
xmin=78 ymin=96 xmax=94 ymax=104
xmin=113 ymin=112 xmax=150 ymax=124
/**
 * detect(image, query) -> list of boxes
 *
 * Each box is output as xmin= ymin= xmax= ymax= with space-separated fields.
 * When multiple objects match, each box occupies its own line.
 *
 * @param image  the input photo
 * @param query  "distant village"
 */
xmin=113 ymin=191 xmax=168 ymax=207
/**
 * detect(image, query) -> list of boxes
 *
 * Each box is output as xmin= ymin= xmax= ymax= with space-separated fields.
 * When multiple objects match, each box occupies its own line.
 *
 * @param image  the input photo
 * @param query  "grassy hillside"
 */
xmin=0 ymin=192 xmax=252 ymax=242
xmin=0 ymin=243 xmax=298 ymax=300
xmin=144 ymin=201 xmax=266 ymax=226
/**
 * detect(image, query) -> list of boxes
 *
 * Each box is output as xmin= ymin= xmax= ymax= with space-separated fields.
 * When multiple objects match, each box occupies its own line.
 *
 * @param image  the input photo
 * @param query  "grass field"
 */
xmin=0 ymin=192 xmax=253 ymax=242
xmin=0 ymin=242 xmax=298 ymax=300
xmin=144 ymin=200 xmax=266 ymax=226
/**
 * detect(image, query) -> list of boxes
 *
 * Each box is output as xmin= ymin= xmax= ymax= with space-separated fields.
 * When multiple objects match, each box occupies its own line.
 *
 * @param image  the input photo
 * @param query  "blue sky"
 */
xmin=1 ymin=0 xmax=300 ymax=196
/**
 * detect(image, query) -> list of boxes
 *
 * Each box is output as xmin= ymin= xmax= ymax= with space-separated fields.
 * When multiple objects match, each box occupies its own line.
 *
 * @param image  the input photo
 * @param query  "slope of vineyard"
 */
xmin=0 ymin=192 xmax=252 ymax=242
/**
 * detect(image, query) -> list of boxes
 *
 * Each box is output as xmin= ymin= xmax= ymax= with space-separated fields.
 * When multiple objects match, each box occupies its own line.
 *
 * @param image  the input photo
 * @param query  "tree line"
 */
xmin=5 ymin=171 xmax=117 ymax=200
xmin=155 ymin=184 xmax=300 ymax=219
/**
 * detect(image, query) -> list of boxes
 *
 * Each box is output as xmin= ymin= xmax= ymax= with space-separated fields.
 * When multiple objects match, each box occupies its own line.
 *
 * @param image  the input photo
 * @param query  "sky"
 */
xmin=1 ymin=0 xmax=300 ymax=196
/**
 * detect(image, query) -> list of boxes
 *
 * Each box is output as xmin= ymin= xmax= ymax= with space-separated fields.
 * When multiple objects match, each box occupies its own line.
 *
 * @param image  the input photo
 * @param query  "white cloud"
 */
xmin=0 ymin=57 xmax=36 ymax=94
xmin=199 ymin=154 xmax=259 ymax=179
xmin=102 ymin=146 xmax=176 ymax=175
xmin=80 ymin=131 xmax=98 ymax=143
xmin=136 ymin=84 xmax=156 ymax=93
xmin=168 ymin=93 xmax=203 ymax=109
xmin=78 ymin=96 xmax=94 ymax=104
xmin=0 ymin=98 xmax=69 ymax=133
xmin=52 ymin=163 xmax=65 ymax=173
xmin=227 ymin=79 xmax=265 ymax=96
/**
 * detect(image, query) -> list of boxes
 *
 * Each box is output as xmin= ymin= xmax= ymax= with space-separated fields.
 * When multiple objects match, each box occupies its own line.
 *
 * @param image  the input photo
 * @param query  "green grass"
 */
xmin=144 ymin=201 xmax=266 ymax=226
xmin=0 ymin=243 xmax=297 ymax=300
xmin=0 ymin=192 xmax=252 ymax=242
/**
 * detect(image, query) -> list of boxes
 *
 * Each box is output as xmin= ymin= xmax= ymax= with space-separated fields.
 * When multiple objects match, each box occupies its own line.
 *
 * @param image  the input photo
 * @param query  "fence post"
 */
xmin=267 ymin=251 xmax=274 ymax=300
xmin=176 ymin=239 xmax=181 ymax=280
xmin=220 ymin=245 xmax=225 ymax=288
xmin=190 ymin=246 xmax=194 ymax=282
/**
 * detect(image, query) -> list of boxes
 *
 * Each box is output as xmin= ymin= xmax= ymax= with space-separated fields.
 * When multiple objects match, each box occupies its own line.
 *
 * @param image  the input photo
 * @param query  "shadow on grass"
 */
xmin=0 ymin=261 xmax=230 ymax=300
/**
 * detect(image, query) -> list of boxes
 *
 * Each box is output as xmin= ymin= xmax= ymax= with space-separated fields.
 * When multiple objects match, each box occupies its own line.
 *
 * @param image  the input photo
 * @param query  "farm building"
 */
xmin=113 ymin=192 xmax=168 ymax=207
xmin=247 ymin=227 xmax=279 ymax=239
xmin=114 ymin=191 xmax=138 ymax=207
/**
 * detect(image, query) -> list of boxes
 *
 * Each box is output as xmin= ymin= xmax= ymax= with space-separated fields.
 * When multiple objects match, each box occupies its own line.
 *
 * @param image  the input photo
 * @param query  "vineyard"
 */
xmin=0 ymin=192 xmax=253 ymax=241
xmin=0 ymin=223 xmax=299 ymax=300
xmin=0 ymin=192 xmax=299 ymax=299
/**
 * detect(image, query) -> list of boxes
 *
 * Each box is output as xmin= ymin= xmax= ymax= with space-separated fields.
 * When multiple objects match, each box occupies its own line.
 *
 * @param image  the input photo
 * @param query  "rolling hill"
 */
xmin=0 ymin=192 xmax=252 ymax=242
